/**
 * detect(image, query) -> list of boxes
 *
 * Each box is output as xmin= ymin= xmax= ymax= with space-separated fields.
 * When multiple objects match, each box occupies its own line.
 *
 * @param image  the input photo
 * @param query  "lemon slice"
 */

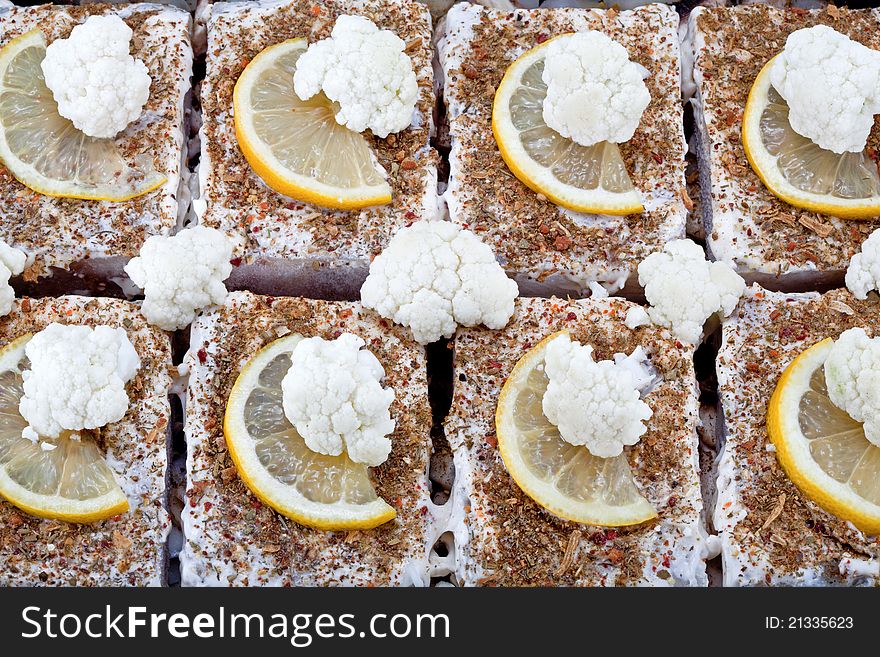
xmin=0 ymin=335 xmax=129 ymax=523
xmin=767 ymin=338 xmax=880 ymax=534
xmin=233 ymin=38 xmax=392 ymax=211
xmin=742 ymin=56 xmax=880 ymax=219
xmin=492 ymin=37 xmax=643 ymax=216
xmin=495 ymin=332 xmax=657 ymax=526
xmin=0 ymin=30 xmax=166 ymax=202
xmin=224 ymin=334 xmax=396 ymax=530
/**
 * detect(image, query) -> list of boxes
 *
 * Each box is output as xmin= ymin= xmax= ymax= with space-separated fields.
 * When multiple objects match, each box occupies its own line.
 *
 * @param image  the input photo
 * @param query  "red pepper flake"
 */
xmin=197 ymin=348 xmax=207 ymax=364
xmin=604 ymin=529 xmax=617 ymax=541
xmin=419 ymin=506 xmax=429 ymax=516
xmin=768 ymin=349 xmax=780 ymax=359
xmin=566 ymin=312 xmax=577 ymax=321
xmin=746 ymin=363 xmax=760 ymax=373
xmin=591 ymin=532 xmax=607 ymax=546
xmin=667 ymin=496 xmax=678 ymax=508
xmin=786 ymin=241 xmax=797 ymax=252
xmin=230 ymin=257 xmax=242 ymax=267
xmin=404 ymin=211 xmax=416 ymax=220
xmin=769 ymin=309 xmax=782 ymax=321
xmin=310 ymin=4 xmax=321 ymax=15
xmin=250 ymin=499 xmax=263 ymax=509
xmin=204 ymin=501 xmax=213 ymax=512
xmin=485 ymin=435 xmax=498 ymax=448
xmin=265 ymin=296 xmax=276 ymax=307
xmin=554 ymin=235 xmax=571 ymax=250
xmin=339 ymin=309 xmax=353 ymax=319
xmin=662 ymin=554 xmax=671 ymax=569
xmin=651 ymin=152 xmax=663 ymax=164
xmin=535 ymin=32 xmax=549 ymax=44
xmin=487 ymin=359 xmax=503 ymax=369
xmin=401 ymin=159 xmax=418 ymax=170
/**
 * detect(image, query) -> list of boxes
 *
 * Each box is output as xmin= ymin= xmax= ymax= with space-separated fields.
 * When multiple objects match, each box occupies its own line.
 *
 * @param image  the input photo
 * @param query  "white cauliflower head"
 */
xmin=638 ymin=239 xmax=746 ymax=344
xmin=541 ymin=333 xmax=655 ymax=458
xmin=293 ymin=15 xmax=418 ymax=138
xmin=0 ymin=240 xmax=26 ymax=318
xmin=41 ymin=15 xmax=152 ymax=139
xmin=124 ymin=226 xmax=233 ymax=331
xmin=360 ymin=220 xmax=519 ymax=345
xmin=541 ymin=31 xmax=650 ymax=147
xmin=769 ymin=26 xmax=880 ymax=154
xmin=281 ymin=333 xmax=395 ymax=467
xmin=845 ymin=228 xmax=880 ymax=300
xmin=19 ymin=323 xmax=140 ymax=440
xmin=824 ymin=328 xmax=880 ymax=447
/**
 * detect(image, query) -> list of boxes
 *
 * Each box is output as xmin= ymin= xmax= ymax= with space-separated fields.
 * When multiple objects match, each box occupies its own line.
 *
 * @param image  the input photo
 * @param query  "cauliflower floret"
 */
xmin=360 ymin=221 xmax=519 ymax=345
xmin=845 ymin=228 xmax=880 ymax=300
xmin=541 ymin=31 xmax=650 ymax=147
xmin=0 ymin=239 xmax=26 ymax=318
xmin=124 ymin=226 xmax=233 ymax=331
xmin=41 ymin=15 xmax=152 ymax=139
xmin=293 ymin=15 xmax=418 ymax=138
xmin=19 ymin=323 xmax=140 ymax=441
xmin=824 ymin=328 xmax=880 ymax=447
xmin=281 ymin=333 xmax=395 ymax=467
xmin=638 ymin=239 xmax=746 ymax=344
xmin=542 ymin=333 xmax=654 ymax=458
xmin=769 ymin=26 xmax=880 ymax=154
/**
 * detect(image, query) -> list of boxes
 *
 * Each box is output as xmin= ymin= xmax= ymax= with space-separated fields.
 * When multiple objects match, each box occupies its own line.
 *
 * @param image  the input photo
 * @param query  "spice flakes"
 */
xmin=0 ymin=296 xmax=173 ymax=586
xmin=0 ymin=4 xmax=192 ymax=280
xmin=180 ymin=291 xmax=435 ymax=586
xmin=444 ymin=296 xmax=706 ymax=586
xmin=716 ymin=286 xmax=880 ymax=585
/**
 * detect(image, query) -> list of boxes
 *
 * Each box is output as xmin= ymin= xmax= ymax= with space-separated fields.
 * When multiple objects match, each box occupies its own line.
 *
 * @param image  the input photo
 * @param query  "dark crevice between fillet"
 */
xmin=11 ymin=262 xmax=130 ymax=300
xmin=162 ymin=30 xmax=206 ymax=586
xmin=165 ymin=329 xmax=189 ymax=587
xmin=696 ymin=322 xmax=724 ymax=587
xmin=426 ymin=338 xmax=455 ymax=506
xmin=426 ymin=338 xmax=456 ymax=586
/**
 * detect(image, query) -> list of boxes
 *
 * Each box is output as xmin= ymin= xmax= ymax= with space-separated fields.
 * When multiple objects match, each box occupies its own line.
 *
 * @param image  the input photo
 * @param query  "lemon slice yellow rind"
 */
xmin=742 ymin=56 xmax=880 ymax=220
xmin=0 ymin=334 xmax=129 ymax=524
xmin=232 ymin=38 xmax=392 ymax=211
xmin=223 ymin=334 xmax=396 ymax=531
xmin=0 ymin=475 xmax=129 ymax=524
xmin=492 ymin=37 xmax=644 ymax=217
xmin=0 ymin=30 xmax=167 ymax=202
xmin=495 ymin=331 xmax=657 ymax=527
xmin=768 ymin=338 xmax=880 ymax=535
